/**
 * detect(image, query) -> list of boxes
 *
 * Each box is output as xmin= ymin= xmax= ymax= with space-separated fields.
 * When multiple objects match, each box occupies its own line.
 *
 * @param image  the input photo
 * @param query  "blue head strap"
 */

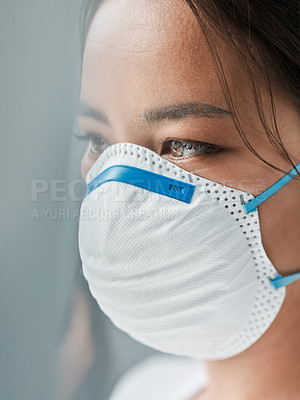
xmin=244 ymin=162 xmax=300 ymax=213
xmin=270 ymin=273 xmax=300 ymax=289
xmin=243 ymin=162 xmax=300 ymax=290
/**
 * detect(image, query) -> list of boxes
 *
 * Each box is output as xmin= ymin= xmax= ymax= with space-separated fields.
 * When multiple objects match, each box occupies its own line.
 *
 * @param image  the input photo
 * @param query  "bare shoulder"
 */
xmin=108 ymin=354 xmax=208 ymax=400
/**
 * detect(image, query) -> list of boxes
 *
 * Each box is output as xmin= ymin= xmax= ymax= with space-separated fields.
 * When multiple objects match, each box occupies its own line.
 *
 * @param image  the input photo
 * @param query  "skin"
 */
xmin=56 ymin=286 xmax=94 ymax=400
xmin=78 ymin=0 xmax=300 ymax=399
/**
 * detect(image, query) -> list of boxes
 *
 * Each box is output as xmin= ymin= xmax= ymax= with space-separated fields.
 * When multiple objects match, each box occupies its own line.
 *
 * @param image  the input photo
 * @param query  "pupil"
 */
xmin=171 ymin=141 xmax=184 ymax=156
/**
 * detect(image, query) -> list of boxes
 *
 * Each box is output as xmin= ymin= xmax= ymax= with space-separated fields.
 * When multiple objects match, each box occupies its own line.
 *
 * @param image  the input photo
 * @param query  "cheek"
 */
xmin=81 ymin=150 xmax=95 ymax=181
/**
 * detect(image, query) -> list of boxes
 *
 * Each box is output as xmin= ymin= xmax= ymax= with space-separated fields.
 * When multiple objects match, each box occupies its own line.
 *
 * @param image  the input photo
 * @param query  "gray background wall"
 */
xmin=0 ymin=2 xmax=156 ymax=400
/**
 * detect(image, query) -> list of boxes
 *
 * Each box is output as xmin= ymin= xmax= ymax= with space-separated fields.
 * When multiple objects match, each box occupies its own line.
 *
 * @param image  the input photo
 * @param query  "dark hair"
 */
xmin=79 ymin=0 xmax=300 ymax=176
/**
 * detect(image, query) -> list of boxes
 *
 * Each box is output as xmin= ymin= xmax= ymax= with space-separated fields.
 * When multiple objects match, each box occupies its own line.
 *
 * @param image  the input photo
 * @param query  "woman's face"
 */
xmin=79 ymin=0 xmax=300 ymax=272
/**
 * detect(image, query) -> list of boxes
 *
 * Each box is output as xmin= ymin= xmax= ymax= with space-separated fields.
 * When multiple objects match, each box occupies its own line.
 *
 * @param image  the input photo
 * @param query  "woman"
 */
xmin=76 ymin=0 xmax=300 ymax=399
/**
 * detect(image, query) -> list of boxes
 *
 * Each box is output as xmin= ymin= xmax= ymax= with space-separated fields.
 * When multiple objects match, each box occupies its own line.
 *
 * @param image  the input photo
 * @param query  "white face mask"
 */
xmin=78 ymin=142 xmax=300 ymax=360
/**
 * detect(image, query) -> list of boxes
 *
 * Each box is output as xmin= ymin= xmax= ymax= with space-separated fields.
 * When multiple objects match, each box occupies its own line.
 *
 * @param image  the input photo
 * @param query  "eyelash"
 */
xmin=74 ymin=131 xmax=222 ymax=159
xmin=74 ymin=132 xmax=110 ymax=156
xmin=160 ymin=139 xmax=222 ymax=158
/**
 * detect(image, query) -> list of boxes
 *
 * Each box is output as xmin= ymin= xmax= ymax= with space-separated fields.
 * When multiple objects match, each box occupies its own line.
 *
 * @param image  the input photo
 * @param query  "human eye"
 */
xmin=160 ymin=139 xmax=222 ymax=159
xmin=74 ymin=130 xmax=110 ymax=157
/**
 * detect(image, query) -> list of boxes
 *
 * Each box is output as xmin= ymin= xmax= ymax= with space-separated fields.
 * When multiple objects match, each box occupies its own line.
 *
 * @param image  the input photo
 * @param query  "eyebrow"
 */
xmin=78 ymin=101 xmax=110 ymax=125
xmin=143 ymin=103 xmax=232 ymax=123
xmin=77 ymin=101 xmax=232 ymax=125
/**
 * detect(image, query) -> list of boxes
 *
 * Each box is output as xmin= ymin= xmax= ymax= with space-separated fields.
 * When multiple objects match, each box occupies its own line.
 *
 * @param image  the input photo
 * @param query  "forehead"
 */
xmin=81 ymin=0 xmax=241 ymax=115
xmin=85 ymin=0 xmax=204 ymax=54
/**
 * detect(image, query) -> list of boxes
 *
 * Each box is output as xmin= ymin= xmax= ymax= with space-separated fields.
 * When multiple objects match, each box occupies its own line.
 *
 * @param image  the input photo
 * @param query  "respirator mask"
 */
xmin=78 ymin=142 xmax=300 ymax=360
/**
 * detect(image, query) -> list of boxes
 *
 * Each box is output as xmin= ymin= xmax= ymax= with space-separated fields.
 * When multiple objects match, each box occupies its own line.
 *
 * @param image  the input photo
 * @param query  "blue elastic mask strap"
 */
xmin=244 ymin=162 xmax=300 ymax=213
xmin=270 ymin=272 xmax=300 ymax=289
xmin=84 ymin=164 xmax=195 ymax=204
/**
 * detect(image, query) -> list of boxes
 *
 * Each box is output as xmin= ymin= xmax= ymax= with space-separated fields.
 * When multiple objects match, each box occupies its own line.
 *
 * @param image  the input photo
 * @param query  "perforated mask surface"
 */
xmin=79 ymin=142 xmax=285 ymax=360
